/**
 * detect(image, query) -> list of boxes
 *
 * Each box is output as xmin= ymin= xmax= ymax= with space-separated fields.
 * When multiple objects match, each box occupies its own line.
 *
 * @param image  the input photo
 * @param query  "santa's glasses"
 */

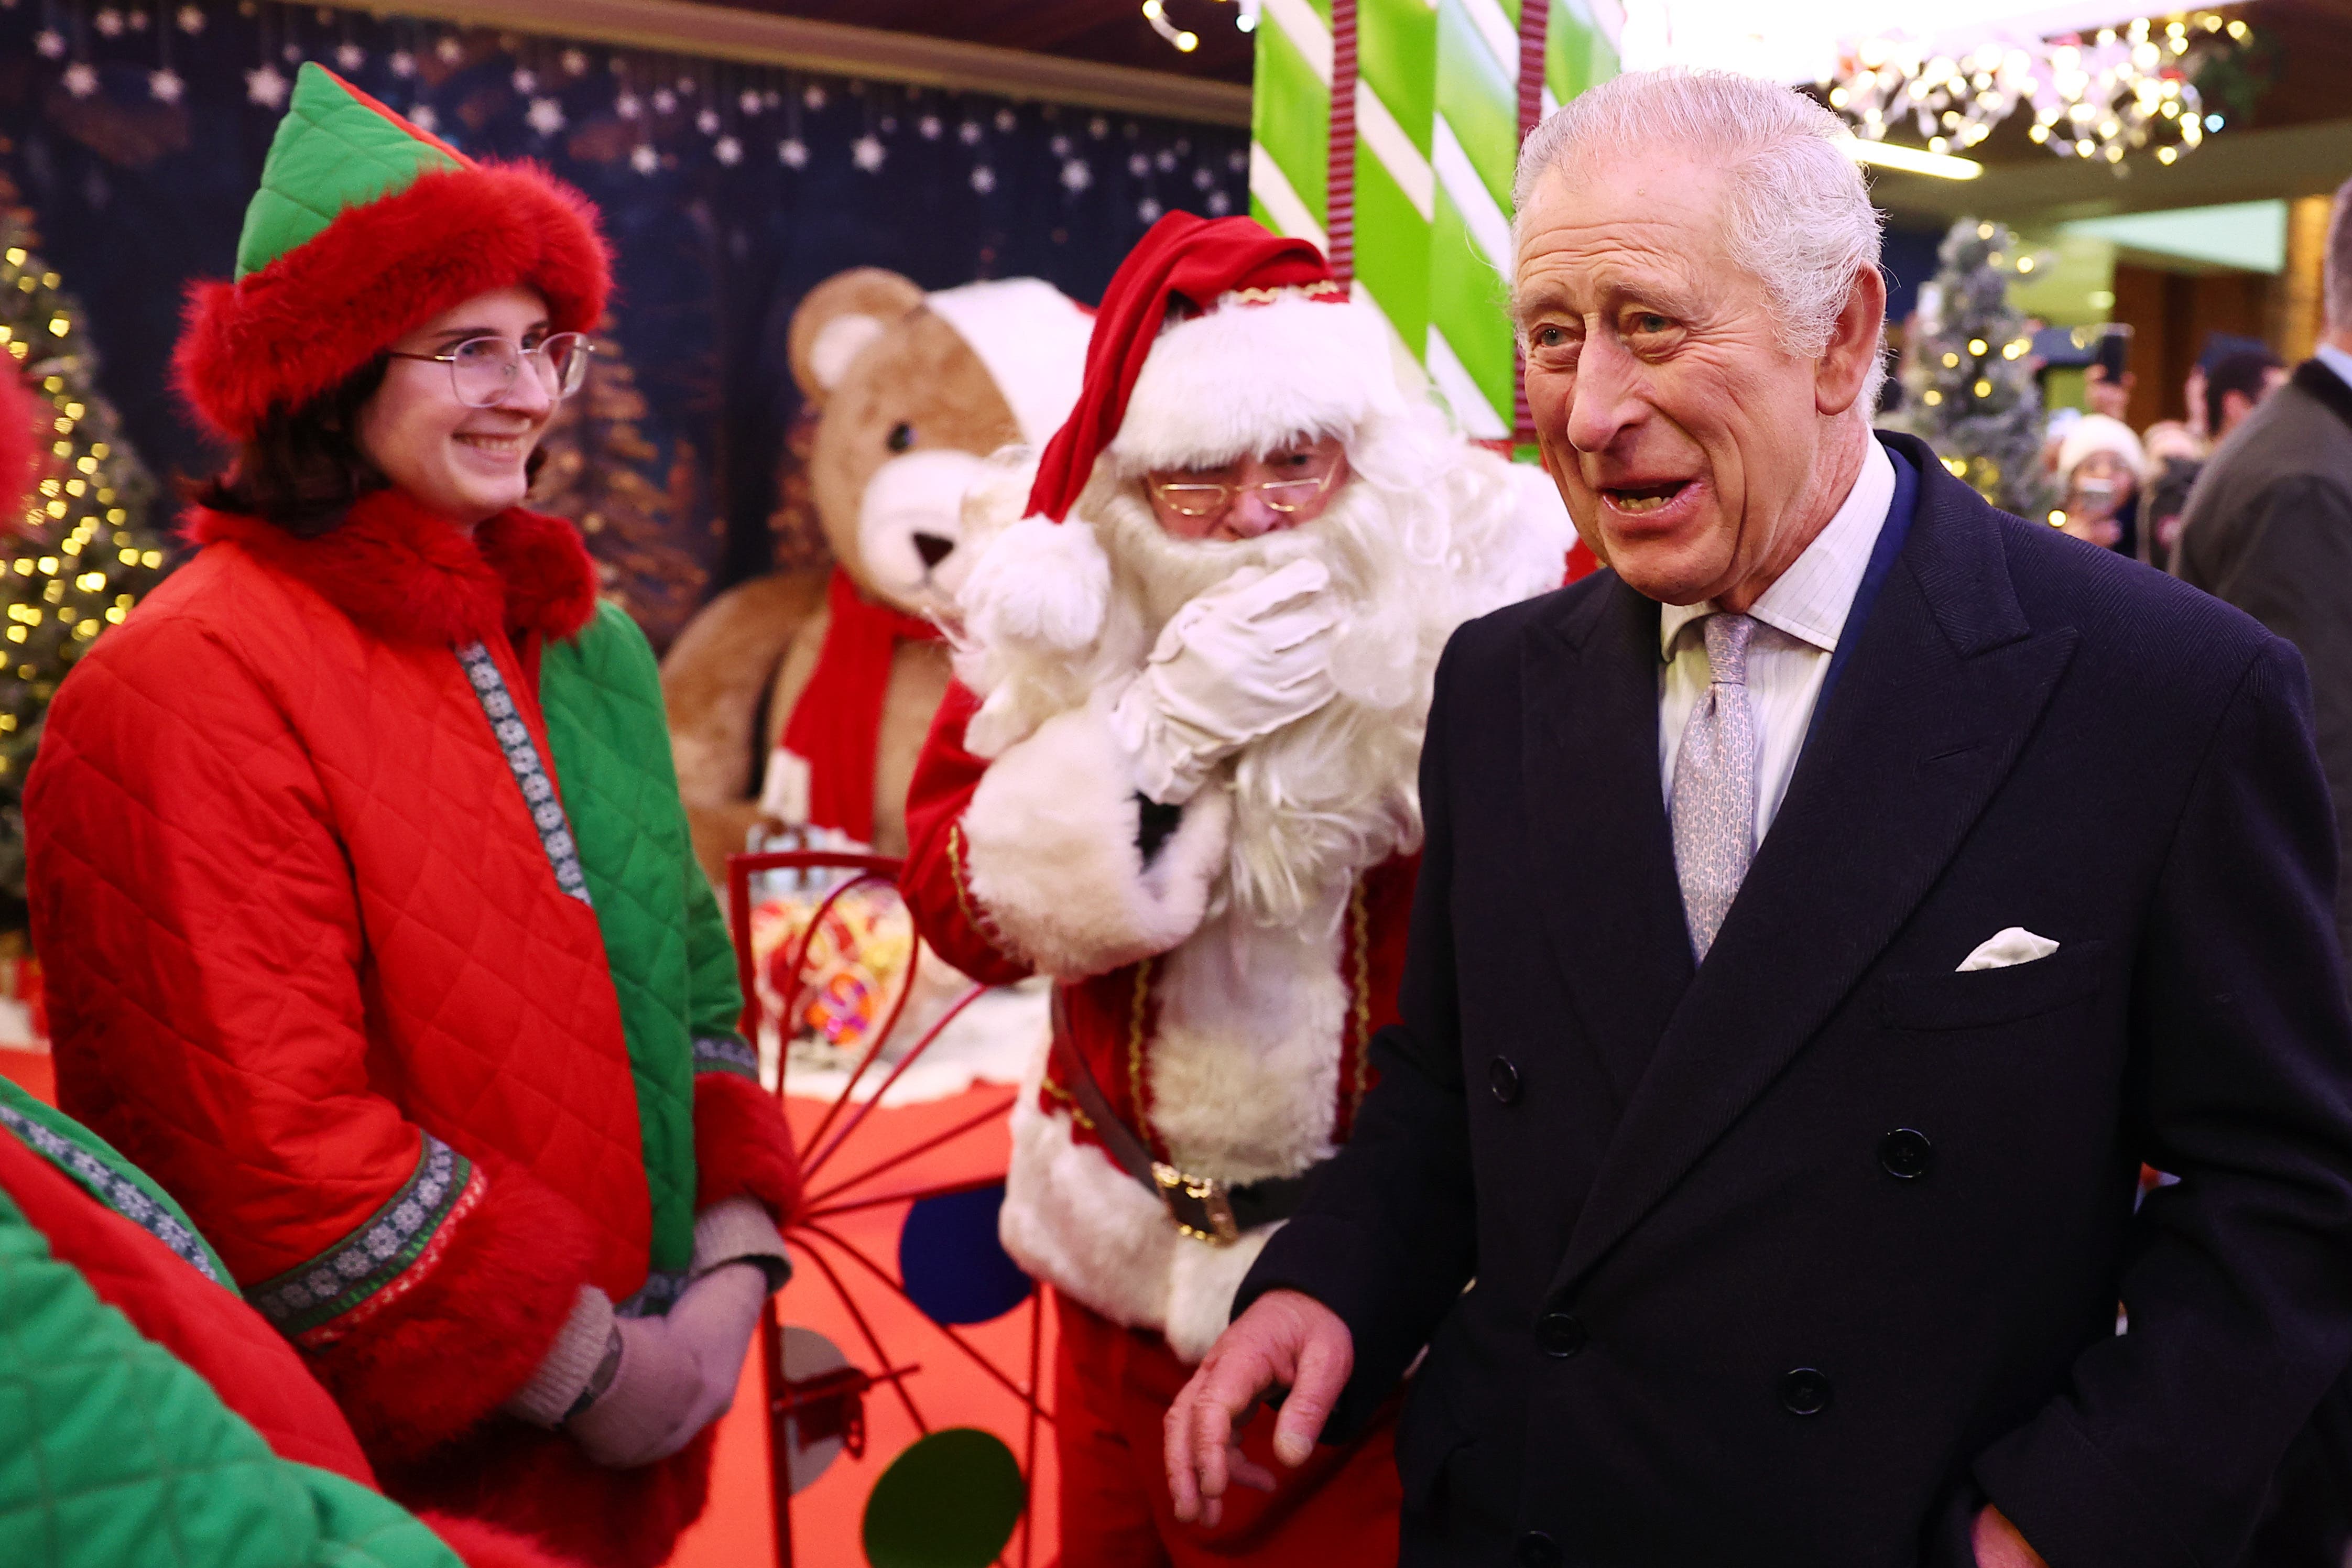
xmin=387 ymin=332 xmax=593 ymax=409
xmin=1148 ymin=453 xmax=1343 ymax=518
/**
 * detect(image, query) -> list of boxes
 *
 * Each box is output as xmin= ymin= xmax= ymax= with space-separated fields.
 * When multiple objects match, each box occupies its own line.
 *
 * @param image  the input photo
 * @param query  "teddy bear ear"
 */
xmin=788 ymin=267 xmax=927 ymax=404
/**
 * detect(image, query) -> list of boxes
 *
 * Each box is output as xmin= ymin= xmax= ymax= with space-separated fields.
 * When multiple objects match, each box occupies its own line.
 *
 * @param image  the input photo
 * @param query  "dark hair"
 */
xmin=184 ymin=353 xmax=393 ymax=537
xmin=2205 ymin=349 xmax=2282 ymax=438
xmin=183 ymin=352 xmax=550 ymax=535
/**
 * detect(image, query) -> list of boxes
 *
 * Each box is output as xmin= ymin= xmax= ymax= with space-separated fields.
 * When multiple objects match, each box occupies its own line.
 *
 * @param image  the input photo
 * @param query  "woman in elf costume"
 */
xmin=23 ymin=65 xmax=798 ymax=1568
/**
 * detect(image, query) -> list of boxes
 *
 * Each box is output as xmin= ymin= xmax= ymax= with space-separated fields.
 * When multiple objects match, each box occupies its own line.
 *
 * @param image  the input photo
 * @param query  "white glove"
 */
xmin=1109 ymin=558 xmax=1342 ymax=804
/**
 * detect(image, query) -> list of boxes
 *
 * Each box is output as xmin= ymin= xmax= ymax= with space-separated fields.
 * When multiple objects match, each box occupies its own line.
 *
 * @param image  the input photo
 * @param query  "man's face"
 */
xmin=1512 ymin=155 xmax=1865 ymax=608
xmin=1145 ymin=435 xmax=1351 ymax=542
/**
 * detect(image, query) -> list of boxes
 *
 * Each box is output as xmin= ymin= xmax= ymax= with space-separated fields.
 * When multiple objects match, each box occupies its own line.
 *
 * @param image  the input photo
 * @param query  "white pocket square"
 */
xmin=1956 ymin=927 xmax=2061 ymax=972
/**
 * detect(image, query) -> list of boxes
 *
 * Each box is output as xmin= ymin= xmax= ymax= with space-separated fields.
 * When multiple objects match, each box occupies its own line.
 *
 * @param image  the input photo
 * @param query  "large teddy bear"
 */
xmin=662 ymin=269 xmax=1092 ymax=879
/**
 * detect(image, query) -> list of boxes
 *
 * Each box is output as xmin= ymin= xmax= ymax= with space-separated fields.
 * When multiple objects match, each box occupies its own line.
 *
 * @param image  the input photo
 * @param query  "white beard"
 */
xmin=952 ymin=409 xmax=1569 ymax=933
xmin=1090 ymin=480 xmax=1432 ymax=931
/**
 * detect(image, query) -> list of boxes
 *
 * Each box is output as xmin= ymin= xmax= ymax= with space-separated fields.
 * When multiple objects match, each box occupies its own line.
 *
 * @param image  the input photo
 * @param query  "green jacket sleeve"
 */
xmin=0 ymin=1191 xmax=464 ymax=1568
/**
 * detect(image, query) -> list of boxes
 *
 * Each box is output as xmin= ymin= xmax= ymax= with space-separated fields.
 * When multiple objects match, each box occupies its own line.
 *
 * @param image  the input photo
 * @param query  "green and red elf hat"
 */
xmin=175 ymin=62 xmax=609 ymax=444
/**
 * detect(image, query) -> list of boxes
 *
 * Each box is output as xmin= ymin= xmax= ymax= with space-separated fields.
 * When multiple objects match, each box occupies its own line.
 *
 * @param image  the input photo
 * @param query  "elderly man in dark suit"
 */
xmin=1163 ymin=70 xmax=2352 ymax=1568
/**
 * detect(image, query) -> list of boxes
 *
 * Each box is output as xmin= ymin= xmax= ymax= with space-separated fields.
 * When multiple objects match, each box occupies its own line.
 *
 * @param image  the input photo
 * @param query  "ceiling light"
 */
xmin=1842 ymin=138 xmax=1982 ymax=180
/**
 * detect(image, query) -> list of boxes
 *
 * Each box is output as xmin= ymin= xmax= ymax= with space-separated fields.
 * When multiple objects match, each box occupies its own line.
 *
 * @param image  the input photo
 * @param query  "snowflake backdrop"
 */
xmin=0 ymin=0 xmax=1249 ymax=604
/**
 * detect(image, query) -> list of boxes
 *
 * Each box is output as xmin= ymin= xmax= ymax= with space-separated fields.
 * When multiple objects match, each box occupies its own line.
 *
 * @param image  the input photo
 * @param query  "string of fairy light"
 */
xmin=1826 ymin=9 xmax=2254 ymax=168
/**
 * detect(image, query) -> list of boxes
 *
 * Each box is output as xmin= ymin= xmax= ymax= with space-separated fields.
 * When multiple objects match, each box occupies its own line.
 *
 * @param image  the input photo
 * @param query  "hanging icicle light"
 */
xmin=1823 ymin=10 xmax=2247 ymax=168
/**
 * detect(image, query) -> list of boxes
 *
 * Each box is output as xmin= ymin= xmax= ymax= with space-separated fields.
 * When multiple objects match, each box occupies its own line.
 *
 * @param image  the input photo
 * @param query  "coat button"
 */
xmin=1514 ymin=1531 xmax=1564 ymax=1568
xmin=1779 ymin=1367 xmax=1833 ymax=1416
xmin=1878 ymin=1128 xmax=1933 ymax=1180
xmin=1536 ymin=1312 xmax=1586 ymax=1358
xmin=1488 ymin=1055 xmax=1522 ymax=1105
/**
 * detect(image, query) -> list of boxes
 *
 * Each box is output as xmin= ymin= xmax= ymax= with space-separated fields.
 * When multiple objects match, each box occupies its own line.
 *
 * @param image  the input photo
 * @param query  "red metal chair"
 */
xmin=727 ymin=848 xmax=1052 ymax=1568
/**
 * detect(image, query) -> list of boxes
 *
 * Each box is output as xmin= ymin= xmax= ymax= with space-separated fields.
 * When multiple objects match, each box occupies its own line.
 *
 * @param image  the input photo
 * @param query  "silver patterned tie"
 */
xmin=1671 ymin=612 xmax=1759 ymax=960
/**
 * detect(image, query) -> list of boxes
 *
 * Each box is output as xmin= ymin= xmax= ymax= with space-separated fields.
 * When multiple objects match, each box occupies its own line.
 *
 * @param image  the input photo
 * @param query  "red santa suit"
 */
xmin=900 ymin=214 xmax=1569 ymax=1566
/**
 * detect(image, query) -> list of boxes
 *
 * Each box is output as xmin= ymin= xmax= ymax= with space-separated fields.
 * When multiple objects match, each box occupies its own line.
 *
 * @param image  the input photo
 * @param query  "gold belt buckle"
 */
xmin=1151 ymin=1161 xmax=1240 ymax=1246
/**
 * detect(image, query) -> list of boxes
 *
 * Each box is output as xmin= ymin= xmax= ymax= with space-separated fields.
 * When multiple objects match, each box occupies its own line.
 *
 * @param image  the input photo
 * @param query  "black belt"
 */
xmin=1049 ymin=986 xmax=1321 ymax=1247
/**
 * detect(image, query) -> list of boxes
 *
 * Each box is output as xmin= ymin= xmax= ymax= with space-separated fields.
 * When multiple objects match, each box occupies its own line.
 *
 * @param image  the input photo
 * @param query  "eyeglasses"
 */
xmin=1148 ymin=456 xmax=1343 ymax=519
xmin=386 ymin=332 xmax=592 ymax=409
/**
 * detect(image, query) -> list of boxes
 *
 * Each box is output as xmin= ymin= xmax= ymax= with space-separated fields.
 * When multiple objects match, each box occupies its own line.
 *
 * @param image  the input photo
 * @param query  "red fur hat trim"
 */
xmin=176 ymin=159 xmax=610 ymax=443
xmin=183 ymin=490 xmax=598 ymax=646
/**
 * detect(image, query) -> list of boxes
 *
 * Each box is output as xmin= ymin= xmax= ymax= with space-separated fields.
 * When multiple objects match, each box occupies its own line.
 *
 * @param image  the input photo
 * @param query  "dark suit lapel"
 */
xmin=1521 ymin=576 xmax=1695 ymax=1105
xmin=1552 ymin=454 xmax=2079 ymax=1292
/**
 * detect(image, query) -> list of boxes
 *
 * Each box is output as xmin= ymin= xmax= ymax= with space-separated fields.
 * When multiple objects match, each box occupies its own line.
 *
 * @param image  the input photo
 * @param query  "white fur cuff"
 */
xmin=961 ymin=702 xmax=1230 ymax=979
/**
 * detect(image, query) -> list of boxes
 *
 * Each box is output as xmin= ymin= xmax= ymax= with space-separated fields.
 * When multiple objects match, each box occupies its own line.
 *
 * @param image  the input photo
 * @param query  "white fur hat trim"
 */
xmin=925 ymin=279 xmax=1096 ymax=450
xmin=2056 ymin=411 xmax=2148 ymax=482
xmin=958 ymin=513 xmax=1112 ymax=652
xmin=1109 ymin=292 xmax=1407 ymax=472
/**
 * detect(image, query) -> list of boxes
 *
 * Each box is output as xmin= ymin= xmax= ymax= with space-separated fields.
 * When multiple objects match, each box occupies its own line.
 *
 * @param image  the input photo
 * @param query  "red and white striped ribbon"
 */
xmin=1513 ymin=0 xmax=1550 ymax=444
xmin=1324 ymin=0 xmax=1360 ymax=284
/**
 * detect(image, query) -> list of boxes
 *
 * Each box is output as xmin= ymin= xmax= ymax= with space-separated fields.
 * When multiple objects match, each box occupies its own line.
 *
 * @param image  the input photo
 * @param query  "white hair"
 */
xmin=1513 ymin=69 xmax=1887 ymax=413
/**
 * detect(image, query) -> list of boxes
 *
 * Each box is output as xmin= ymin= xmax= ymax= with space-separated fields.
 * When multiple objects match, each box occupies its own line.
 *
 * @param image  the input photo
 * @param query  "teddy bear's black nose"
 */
xmin=912 ymin=532 xmax=956 ymax=569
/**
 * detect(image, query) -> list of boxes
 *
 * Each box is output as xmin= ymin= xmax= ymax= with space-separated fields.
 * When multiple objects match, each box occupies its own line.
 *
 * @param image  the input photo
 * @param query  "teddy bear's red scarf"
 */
xmin=778 ymin=566 xmax=941 ymax=846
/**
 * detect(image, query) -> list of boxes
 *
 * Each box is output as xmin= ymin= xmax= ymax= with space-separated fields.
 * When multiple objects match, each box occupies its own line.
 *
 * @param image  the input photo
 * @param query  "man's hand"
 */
xmin=1163 ymin=1289 xmax=1353 ymax=1529
xmin=1973 ymin=1505 xmax=2051 ymax=1568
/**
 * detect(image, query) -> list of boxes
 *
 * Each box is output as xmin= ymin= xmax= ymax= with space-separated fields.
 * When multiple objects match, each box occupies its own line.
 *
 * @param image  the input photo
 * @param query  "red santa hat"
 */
xmin=175 ymin=63 xmax=608 ymax=444
xmin=1025 ymin=212 xmax=1403 ymax=522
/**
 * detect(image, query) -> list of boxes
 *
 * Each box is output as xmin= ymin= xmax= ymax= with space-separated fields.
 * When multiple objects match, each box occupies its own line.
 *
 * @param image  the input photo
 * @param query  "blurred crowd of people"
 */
xmin=2046 ymin=344 xmax=2291 ymax=568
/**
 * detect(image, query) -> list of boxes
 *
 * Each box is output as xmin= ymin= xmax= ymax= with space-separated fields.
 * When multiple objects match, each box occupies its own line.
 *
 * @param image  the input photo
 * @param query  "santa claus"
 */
xmin=900 ymin=213 xmax=1566 ymax=1564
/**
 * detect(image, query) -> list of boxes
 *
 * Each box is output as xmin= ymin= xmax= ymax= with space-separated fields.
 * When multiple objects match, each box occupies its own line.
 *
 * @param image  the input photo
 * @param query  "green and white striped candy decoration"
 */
xmin=1249 ymin=0 xmax=1618 ymax=444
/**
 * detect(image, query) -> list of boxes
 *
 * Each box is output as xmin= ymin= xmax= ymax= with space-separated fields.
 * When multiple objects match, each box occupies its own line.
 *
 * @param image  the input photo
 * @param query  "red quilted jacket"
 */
xmin=24 ymin=489 xmax=795 ymax=1568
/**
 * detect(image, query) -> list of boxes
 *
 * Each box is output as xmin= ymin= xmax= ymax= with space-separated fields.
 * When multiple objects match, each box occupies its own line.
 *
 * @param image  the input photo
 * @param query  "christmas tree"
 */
xmin=528 ymin=324 xmax=709 ymax=654
xmin=1892 ymin=218 xmax=2055 ymax=522
xmin=0 ymin=219 xmax=166 ymax=906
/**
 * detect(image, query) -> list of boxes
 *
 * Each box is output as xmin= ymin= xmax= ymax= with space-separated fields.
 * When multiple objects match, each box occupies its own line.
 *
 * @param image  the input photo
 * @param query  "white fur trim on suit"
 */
xmin=1148 ymin=904 xmax=1349 ymax=1183
xmin=960 ymin=701 xmax=1230 ymax=979
xmin=1110 ymin=295 xmax=1407 ymax=472
xmin=998 ymin=1043 xmax=1282 ymax=1364
xmin=995 ymin=899 xmax=1350 ymax=1362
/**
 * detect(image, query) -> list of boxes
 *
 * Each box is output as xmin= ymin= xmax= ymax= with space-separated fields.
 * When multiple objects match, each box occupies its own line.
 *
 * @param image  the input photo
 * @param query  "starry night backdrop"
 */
xmin=0 ymin=0 xmax=1250 ymax=644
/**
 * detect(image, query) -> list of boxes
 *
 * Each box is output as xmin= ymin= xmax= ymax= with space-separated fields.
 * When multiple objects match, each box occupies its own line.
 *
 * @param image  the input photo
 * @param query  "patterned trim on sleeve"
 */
xmin=691 ymin=1033 xmax=760 ymax=1081
xmin=0 ymin=1101 xmax=222 ymax=1284
xmin=457 ymin=641 xmax=593 ymax=907
xmin=246 ymin=1134 xmax=484 ymax=1346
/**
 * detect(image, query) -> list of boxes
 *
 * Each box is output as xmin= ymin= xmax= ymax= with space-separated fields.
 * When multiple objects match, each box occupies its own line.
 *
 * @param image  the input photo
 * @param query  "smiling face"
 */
xmin=1145 ymin=435 xmax=1352 ymax=542
xmin=356 ymin=286 xmax=557 ymax=527
xmin=1512 ymin=154 xmax=1881 ymax=610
